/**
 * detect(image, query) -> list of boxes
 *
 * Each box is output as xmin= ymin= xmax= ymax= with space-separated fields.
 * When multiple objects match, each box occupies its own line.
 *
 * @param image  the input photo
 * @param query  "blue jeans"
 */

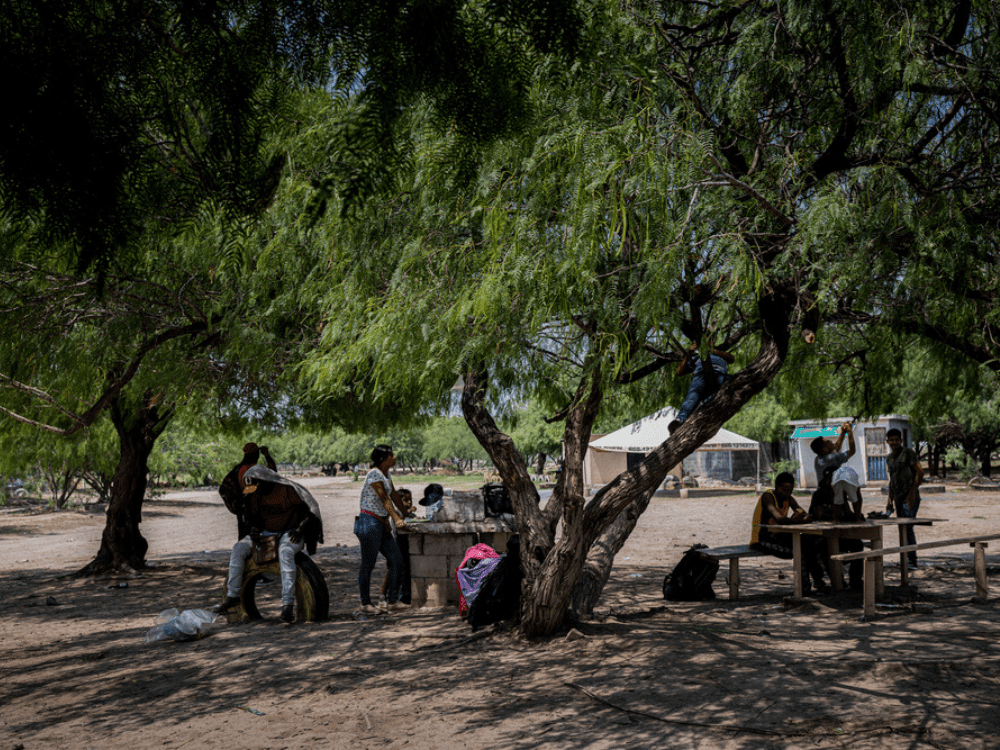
xmin=355 ymin=513 xmax=404 ymax=605
xmin=893 ymin=494 xmax=921 ymax=563
xmin=676 ymin=369 xmax=727 ymax=423
xmin=227 ymin=531 xmax=304 ymax=606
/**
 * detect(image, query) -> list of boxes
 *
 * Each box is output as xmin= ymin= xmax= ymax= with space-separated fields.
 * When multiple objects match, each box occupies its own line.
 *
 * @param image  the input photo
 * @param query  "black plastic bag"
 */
xmin=482 ymin=483 xmax=514 ymax=518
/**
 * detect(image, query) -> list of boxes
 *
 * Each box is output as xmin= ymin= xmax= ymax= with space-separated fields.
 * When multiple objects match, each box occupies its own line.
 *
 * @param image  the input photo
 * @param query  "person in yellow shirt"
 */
xmin=750 ymin=472 xmax=828 ymax=596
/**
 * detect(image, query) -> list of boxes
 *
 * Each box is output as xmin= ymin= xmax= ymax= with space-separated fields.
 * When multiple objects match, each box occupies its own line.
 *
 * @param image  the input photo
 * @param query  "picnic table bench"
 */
xmin=697 ymin=545 xmax=768 ymax=600
xmin=831 ymin=533 xmax=1000 ymax=619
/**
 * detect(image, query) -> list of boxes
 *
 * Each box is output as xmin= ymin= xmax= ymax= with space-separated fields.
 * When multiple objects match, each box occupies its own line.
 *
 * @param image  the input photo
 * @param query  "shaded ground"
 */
xmin=2 ymin=477 xmax=1000 ymax=749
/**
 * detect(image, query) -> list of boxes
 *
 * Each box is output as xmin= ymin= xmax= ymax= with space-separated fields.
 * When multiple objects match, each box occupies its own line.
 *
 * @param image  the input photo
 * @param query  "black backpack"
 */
xmin=482 ymin=483 xmax=514 ymax=517
xmin=662 ymin=544 xmax=719 ymax=601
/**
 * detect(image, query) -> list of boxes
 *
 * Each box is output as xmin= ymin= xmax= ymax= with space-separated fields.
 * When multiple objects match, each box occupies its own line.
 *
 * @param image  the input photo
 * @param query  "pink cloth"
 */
xmin=455 ymin=543 xmax=500 ymax=615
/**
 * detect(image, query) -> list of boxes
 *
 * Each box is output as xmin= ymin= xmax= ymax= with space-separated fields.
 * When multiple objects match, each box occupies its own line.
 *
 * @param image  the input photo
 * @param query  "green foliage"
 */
xmin=251 ymin=420 xmax=487 ymax=470
xmin=944 ymin=446 xmax=979 ymax=482
xmin=422 ymin=417 xmax=489 ymax=468
xmin=0 ymin=418 xmax=114 ymax=505
xmin=149 ymin=423 xmax=234 ymax=487
xmin=1 ymin=0 xmax=583 ymax=271
xmin=508 ymin=402 xmax=564 ymax=459
xmin=1 ymin=0 xmax=315 ymax=270
xmin=724 ymin=392 xmax=792 ymax=443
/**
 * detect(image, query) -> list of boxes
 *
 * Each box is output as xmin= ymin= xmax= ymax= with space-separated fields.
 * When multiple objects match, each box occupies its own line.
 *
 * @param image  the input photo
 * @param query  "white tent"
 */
xmin=584 ymin=407 xmax=761 ymax=488
xmin=591 ymin=407 xmax=759 ymax=453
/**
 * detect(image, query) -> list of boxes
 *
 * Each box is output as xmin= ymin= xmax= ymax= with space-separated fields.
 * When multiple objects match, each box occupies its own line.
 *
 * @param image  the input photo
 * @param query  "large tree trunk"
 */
xmin=77 ymin=393 xmax=172 ymax=576
xmin=570 ymin=484 xmax=658 ymax=615
xmin=535 ymin=453 xmax=547 ymax=476
xmin=569 ymin=289 xmax=794 ymax=615
xmin=464 ymin=288 xmax=796 ymax=635
xmin=461 ymin=366 xmax=604 ymax=637
xmin=517 ymin=369 xmax=603 ymax=637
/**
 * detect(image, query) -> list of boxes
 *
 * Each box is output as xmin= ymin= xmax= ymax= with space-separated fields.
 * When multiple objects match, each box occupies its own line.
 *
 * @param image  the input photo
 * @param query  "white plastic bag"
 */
xmin=144 ymin=608 xmax=220 ymax=644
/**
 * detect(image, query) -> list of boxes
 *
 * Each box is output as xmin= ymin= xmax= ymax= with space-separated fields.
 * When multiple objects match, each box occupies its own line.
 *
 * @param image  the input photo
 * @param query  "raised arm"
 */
xmin=831 ymin=423 xmax=855 ymax=456
xmin=842 ymin=424 xmax=856 ymax=459
xmin=260 ymin=445 xmax=277 ymax=471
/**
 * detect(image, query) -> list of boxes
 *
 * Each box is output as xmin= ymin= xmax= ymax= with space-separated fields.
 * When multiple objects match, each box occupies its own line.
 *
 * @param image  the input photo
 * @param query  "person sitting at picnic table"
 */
xmin=668 ymin=342 xmax=735 ymax=434
xmin=810 ymin=423 xmax=863 ymax=588
xmin=885 ymin=428 xmax=923 ymax=570
xmin=750 ymin=472 xmax=829 ymax=595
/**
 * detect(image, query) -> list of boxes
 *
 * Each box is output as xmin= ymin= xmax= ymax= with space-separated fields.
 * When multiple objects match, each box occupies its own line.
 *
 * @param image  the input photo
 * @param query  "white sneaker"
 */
xmin=359 ymin=603 xmax=383 ymax=615
xmin=387 ymin=600 xmax=410 ymax=612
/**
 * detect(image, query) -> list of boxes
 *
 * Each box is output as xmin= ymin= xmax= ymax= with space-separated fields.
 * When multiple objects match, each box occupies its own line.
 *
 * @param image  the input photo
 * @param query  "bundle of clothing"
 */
xmin=454 ymin=537 xmax=522 ymax=630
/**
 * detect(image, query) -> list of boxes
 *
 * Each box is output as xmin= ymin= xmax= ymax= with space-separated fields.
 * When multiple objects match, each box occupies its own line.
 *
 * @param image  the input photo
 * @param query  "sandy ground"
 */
xmin=3 ymin=476 xmax=1000 ymax=750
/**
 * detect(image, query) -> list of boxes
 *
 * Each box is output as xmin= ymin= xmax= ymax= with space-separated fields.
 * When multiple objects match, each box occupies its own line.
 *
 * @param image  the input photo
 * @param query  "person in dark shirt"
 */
xmin=885 ymin=428 xmax=923 ymax=570
xmin=669 ymin=343 xmax=735 ymax=433
xmin=809 ymin=423 xmax=863 ymax=588
xmin=218 ymin=442 xmax=276 ymax=540
xmin=218 ymin=453 xmax=323 ymax=623
xmin=750 ymin=472 xmax=828 ymax=595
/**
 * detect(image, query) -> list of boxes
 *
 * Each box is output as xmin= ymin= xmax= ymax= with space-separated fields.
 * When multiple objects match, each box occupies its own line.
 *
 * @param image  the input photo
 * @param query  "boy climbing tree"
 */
xmin=669 ymin=343 xmax=736 ymax=434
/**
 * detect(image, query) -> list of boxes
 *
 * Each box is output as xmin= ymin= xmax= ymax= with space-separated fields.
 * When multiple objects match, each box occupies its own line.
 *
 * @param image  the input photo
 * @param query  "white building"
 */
xmin=789 ymin=415 xmax=913 ymax=488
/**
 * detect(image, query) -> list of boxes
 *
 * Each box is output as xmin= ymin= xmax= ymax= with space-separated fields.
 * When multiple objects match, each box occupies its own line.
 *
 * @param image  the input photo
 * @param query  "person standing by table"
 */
xmin=885 ymin=428 xmax=923 ymax=570
xmin=810 ymin=423 xmax=863 ymax=588
xmin=750 ymin=472 xmax=829 ymax=595
xmin=355 ymin=444 xmax=411 ymax=614
xmin=831 ymin=464 xmax=864 ymax=523
xmin=810 ymin=422 xmax=856 ymax=486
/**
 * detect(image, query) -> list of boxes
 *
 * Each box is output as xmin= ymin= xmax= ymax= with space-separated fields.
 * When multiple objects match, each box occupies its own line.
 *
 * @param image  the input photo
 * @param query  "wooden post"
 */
xmin=792 ymin=533 xmax=803 ymax=597
xmin=863 ymin=558 xmax=876 ymax=620
xmin=872 ymin=533 xmax=885 ymax=597
xmin=898 ymin=523 xmax=910 ymax=586
xmin=727 ymin=558 xmax=741 ymax=601
xmin=973 ymin=542 xmax=989 ymax=602
xmin=826 ymin=535 xmax=844 ymax=590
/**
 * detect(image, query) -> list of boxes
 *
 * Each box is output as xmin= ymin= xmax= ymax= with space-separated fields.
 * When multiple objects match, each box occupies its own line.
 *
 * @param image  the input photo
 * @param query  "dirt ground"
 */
xmin=3 ymin=476 xmax=1000 ymax=750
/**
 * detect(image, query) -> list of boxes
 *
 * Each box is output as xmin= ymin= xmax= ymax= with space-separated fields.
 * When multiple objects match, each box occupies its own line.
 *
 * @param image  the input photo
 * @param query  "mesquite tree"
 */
xmin=300 ymin=1 xmax=1000 ymax=636
xmin=0 ymin=254 xmax=226 ymax=573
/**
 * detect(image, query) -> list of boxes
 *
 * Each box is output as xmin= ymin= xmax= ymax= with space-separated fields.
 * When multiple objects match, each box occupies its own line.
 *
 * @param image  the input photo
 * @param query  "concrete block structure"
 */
xmin=400 ymin=519 xmax=516 ymax=607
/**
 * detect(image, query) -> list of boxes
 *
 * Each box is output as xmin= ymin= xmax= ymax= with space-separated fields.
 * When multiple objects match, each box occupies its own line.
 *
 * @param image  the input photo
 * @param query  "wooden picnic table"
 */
xmin=754 ymin=517 xmax=945 ymax=598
